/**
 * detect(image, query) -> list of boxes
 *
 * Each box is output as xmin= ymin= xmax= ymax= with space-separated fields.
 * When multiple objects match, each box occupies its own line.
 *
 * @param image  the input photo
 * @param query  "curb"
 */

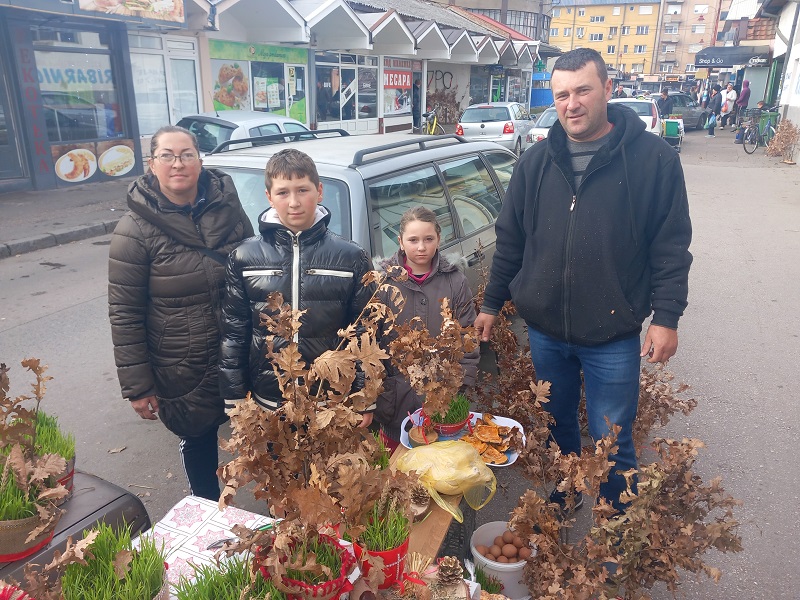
xmin=0 ymin=218 xmax=120 ymax=261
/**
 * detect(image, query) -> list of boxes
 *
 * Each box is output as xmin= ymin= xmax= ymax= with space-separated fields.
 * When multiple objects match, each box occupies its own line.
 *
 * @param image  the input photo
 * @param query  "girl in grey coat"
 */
xmin=374 ymin=206 xmax=479 ymax=450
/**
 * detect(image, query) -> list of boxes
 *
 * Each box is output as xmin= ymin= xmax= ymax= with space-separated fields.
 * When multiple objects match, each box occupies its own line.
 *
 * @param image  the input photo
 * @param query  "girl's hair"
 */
xmin=399 ymin=206 xmax=441 ymax=238
xmin=149 ymin=125 xmax=199 ymax=156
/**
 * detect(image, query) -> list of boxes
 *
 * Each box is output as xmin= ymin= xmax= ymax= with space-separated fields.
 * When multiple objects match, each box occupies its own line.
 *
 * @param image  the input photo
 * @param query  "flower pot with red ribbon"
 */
xmin=354 ymin=536 xmax=410 ymax=589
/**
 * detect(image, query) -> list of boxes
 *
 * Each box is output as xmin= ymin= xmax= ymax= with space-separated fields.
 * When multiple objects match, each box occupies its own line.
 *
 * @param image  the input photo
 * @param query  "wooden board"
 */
xmin=390 ymin=445 xmax=461 ymax=559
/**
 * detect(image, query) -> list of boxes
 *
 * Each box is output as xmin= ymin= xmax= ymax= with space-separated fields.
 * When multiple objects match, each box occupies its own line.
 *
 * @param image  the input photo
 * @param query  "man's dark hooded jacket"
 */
xmin=482 ymin=103 xmax=692 ymax=345
xmin=108 ymin=168 xmax=254 ymax=437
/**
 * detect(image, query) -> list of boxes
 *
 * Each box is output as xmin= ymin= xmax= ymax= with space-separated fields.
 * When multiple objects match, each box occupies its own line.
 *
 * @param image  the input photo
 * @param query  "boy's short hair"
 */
xmin=265 ymin=149 xmax=320 ymax=191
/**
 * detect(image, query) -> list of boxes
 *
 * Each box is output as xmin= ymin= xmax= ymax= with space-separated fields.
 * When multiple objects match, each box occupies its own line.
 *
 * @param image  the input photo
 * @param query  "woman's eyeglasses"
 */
xmin=154 ymin=152 xmax=199 ymax=165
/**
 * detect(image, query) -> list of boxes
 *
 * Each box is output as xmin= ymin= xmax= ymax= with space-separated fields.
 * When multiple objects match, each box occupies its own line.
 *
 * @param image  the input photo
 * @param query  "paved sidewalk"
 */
xmin=0 ymin=177 xmax=134 ymax=259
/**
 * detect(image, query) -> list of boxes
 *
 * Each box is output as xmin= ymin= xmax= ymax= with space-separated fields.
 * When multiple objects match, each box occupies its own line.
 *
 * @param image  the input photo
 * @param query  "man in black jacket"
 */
xmin=474 ymin=48 xmax=692 ymax=512
xmin=657 ymin=88 xmax=675 ymax=118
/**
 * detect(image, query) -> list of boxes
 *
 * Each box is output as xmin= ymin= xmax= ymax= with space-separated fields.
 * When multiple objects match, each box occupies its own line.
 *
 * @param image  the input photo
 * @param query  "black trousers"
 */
xmin=179 ymin=425 xmax=220 ymax=501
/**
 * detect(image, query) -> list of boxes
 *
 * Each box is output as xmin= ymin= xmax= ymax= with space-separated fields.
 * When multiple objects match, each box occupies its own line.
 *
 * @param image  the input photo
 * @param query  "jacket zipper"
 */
xmin=306 ymin=268 xmax=353 ymax=278
xmin=555 ymin=159 xmax=605 ymax=342
xmin=291 ymin=233 xmax=300 ymax=343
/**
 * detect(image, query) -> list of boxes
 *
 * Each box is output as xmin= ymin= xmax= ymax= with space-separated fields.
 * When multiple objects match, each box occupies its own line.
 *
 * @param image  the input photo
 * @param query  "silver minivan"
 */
xmin=455 ymin=102 xmax=535 ymax=156
xmin=201 ymin=132 xmax=517 ymax=291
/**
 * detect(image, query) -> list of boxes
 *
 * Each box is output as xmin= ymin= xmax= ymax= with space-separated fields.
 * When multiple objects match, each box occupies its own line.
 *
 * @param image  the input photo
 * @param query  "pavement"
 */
xmin=0 ymin=176 xmax=134 ymax=260
xmin=0 ymin=124 xmax=768 ymax=260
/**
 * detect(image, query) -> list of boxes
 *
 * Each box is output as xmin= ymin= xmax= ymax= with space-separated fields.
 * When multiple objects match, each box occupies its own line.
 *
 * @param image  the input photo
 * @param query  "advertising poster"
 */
xmin=383 ymin=58 xmax=413 ymax=116
xmin=253 ymin=77 xmax=269 ymax=109
xmin=211 ymin=60 xmax=251 ymax=111
xmin=50 ymin=139 xmax=138 ymax=186
xmin=78 ymin=0 xmax=185 ymax=23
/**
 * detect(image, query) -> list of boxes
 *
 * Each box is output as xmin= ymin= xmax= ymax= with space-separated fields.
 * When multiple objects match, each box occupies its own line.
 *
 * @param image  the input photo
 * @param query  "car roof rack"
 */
xmin=349 ymin=134 xmax=469 ymax=168
xmin=206 ymin=129 xmax=350 ymax=155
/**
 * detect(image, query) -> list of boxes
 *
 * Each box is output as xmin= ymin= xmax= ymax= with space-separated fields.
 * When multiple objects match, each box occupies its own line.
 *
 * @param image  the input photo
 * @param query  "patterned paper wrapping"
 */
xmin=135 ymin=496 xmax=273 ymax=598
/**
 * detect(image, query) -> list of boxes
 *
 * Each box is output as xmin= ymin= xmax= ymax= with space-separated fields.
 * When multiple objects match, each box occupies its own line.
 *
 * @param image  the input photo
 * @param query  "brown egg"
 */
xmin=489 ymin=544 xmax=502 ymax=558
xmin=496 ymin=555 xmax=509 ymax=563
xmin=512 ymin=535 xmax=524 ymax=548
xmin=502 ymin=530 xmax=515 ymax=544
xmin=501 ymin=543 xmax=517 ymax=558
xmin=518 ymin=547 xmax=533 ymax=560
xmin=475 ymin=544 xmax=489 ymax=556
xmin=484 ymin=552 xmax=496 ymax=561
xmin=493 ymin=535 xmax=505 ymax=547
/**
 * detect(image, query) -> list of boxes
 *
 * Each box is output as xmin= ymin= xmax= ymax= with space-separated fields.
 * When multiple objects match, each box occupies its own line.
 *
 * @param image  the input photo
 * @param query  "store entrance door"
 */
xmin=285 ymin=64 xmax=307 ymax=124
xmin=0 ymin=58 xmax=25 ymax=181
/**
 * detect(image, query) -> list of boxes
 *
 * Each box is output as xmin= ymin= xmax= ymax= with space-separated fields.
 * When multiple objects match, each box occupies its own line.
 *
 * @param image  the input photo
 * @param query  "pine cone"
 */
xmin=411 ymin=484 xmax=429 ymax=505
xmin=436 ymin=556 xmax=463 ymax=586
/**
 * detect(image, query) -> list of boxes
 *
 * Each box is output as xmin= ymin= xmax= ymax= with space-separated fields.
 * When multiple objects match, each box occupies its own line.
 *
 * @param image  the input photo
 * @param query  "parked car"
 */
xmin=655 ymin=92 xmax=711 ymax=130
xmin=526 ymin=106 xmax=558 ymax=145
xmin=177 ymin=111 xmax=311 ymax=153
xmin=455 ymin=102 xmax=535 ymax=155
xmin=201 ymin=132 xmax=518 ymax=291
xmin=609 ymin=97 xmax=662 ymax=136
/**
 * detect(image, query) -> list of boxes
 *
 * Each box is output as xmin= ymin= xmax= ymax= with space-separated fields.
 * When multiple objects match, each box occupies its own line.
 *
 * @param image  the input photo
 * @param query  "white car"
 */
xmin=455 ymin=102 xmax=535 ymax=155
xmin=609 ymin=98 xmax=662 ymax=136
xmin=177 ymin=111 xmax=311 ymax=153
xmin=526 ymin=106 xmax=558 ymax=145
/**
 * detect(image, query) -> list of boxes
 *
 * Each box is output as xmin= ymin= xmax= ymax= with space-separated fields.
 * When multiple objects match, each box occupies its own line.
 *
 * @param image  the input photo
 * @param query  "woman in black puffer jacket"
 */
xmin=108 ymin=125 xmax=253 ymax=500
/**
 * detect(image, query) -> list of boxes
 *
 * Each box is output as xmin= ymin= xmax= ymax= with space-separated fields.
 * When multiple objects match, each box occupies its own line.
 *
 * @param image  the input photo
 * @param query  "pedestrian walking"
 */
xmin=373 ymin=206 xmax=479 ymax=451
xmin=706 ymin=84 xmax=722 ymax=137
xmin=473 ymin=48 xmax=693 ymax=513
xmin=108 ymin=125 xmax=254 ymax=501
xmin=735 ymin=80 xmax=751 ymax=126
xmin=719 ymin=82 xmax=737 ymax=129
xmin=412 ymin=79 xmax=422 ymax=129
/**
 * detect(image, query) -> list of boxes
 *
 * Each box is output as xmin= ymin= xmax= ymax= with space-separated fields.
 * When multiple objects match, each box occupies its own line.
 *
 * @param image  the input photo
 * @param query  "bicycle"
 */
xmin=742 ymin=109 xmax=777 ymax=154
xmin=420 ymin=104 xmax=445 ymax=135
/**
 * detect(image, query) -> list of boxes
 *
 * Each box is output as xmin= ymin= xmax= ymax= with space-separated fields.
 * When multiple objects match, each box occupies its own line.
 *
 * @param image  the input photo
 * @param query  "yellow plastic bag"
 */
xmin=396 ymin=440 xmax=496 ymax=523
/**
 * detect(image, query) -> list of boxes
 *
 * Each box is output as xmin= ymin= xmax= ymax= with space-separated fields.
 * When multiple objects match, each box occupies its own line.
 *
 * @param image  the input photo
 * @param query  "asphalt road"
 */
xmin=1 ymin=128 xmax=798 ymax=598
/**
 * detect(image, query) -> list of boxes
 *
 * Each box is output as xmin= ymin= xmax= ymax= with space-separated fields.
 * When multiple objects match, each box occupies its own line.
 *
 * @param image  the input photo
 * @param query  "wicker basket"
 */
xmin=0 ymin=514 xmax=56 ymax=562
xmin=152 ymin=575 xmax=170 ymax=600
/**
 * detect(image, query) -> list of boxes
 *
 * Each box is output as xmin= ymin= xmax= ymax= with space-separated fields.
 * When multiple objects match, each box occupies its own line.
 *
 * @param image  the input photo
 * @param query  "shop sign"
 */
xmin=383 ymin=67 xmax=411 ymax=117
xmin=488 ymin=65 xmax=505 ymax=76
xmin=384 ymin=58 xmax=413 ymax=70
xmin=209 ymin=40 xmax=307 ymax=65
xmin=77 ymin=0 xmax=185 ymax=24
xmin=384 ymin=70 xmax=412 ymax=89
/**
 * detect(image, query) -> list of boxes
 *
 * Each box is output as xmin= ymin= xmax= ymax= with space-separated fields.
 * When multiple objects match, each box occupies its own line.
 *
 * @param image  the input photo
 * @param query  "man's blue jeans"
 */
xmin=528 ymin=327 xmax=641 ymax=510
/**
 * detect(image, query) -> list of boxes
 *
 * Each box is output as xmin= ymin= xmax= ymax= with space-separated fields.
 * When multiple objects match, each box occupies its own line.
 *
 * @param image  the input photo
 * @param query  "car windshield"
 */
xmin=614 ymin=101 xmax=654 ymax=117
xmin=177 ymin=118 xmax=236 ymax=152
xmin=220 ymin=167 xmax=351 ymax=239
xmin=461 ymin=107 xmax=511 ymax=123
xmin=536 ymin=109 xmax=558 ymax=128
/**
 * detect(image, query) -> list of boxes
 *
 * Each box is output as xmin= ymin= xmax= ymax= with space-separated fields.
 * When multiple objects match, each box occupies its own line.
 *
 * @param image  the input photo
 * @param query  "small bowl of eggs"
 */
xmin=470 ymin=521 xmax=535 ymax=600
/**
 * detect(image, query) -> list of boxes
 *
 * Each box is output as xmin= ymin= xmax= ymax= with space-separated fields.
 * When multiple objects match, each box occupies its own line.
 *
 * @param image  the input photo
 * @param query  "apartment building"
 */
xmin=549 ymin=0 xmax=660 ymax=76
xmin=658 ymin=0 xmax=724 ymax=81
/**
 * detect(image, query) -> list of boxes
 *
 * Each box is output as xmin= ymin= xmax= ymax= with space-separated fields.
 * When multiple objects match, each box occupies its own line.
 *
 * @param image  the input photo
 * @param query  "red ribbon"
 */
xmin=398 ymin=570 xmax=427 ymax=594
xmin=0 ymin=528 xmax=55 ymax=562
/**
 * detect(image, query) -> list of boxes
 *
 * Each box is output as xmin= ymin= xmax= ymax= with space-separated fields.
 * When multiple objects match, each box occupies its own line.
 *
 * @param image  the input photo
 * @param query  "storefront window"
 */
xmin=383 ymin=57 xmax=413 ymax=117
xmin=470 ymin=66 xmax=490 ymax=105
xmin=316 ymin=53 xmax=377 ymax=122
xmin=252 ymin=61 xmax=284 ymax=113
xmin=35 ymin=49 xmax=122 ymax=142
xmin=130 ymin=53 xmax=170 ymax=136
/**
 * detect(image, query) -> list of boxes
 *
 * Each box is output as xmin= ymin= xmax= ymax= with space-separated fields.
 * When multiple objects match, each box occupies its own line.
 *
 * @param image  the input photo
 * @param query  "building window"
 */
xmin=577 ymin=27 xmax=585 ymax=37
xmin=631 ymin=63 xmax=644 ymax=73
xmin=662 ymin=44 xmax=676 ymax=53
xmin=622 ymin=26 xmax=631 ymax=35
xmin=578 ymin=8 xmax=586 ymax=16
xmin=659 ymin=63 xmax=674 ymax=73
xmin=553 ymin=8 xmax=561 ymax=16
xmin=609 ymin=26 xmax=618 ymax=36
xmin=564 ymin=27 xmax=572 ymax=36
xmin=634 ymin=45 xmax=647 ymax=53
xmin=590 ymin=15 xmax=605 ymax=22
xmin=694 ymin=4 xmax=709 ymax=13
xmin=567 ymin=8 xmax=572 ymax=14
xmin=590 ymin=33 xmax=604 ymax=41
xmin=686 ymin=64 xmax=698 ymax=72
xmin=613 ymin=6 xmax=621 ymax=15
xmin=623 ymin=44 xmax=629 ymax=53
xmin=664 ymin=25 xmax=678 ymax=34
xmin=468 ymin=8 xmax=501 ymax=22
xmin=639 ymin=5 xmax=653 ymax=14
xmin=692 ymin=24 xmax=706 ymax=33
xmin=668 ymin=5 xmax=682 ymax=14
xmin=688 ymin=44 xmax=702 ymax=53
xmin=636 ymin=26 xmax=649 ymax=35
xmin=608 ymin=45 xmax=616 ymax=54
xmin=550 ymin=28 xmax=559 ymax=36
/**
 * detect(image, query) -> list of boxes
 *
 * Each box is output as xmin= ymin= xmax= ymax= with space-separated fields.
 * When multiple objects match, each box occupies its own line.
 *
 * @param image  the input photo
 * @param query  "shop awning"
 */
xmin=473 ymin=36 xmax=501 ymax=65
xmin=512 ymin=41 xmax=535 ymax=69
xmin=297 ymin=0 xmax=373 ymax=50
xmin=406 ymin=21 xmax=450 ymax=60
xmin=694 ymin=45 xmax=771 ymax=68
xmin=359 ymin=11 xmax=416 ymax=56
xmin=497 ymin=40 xmax=519 ymax=66
xmin=216 ymin=0 xmax=306 ymax=42
xmin=444 ymin=29 xmax=478 ymax=62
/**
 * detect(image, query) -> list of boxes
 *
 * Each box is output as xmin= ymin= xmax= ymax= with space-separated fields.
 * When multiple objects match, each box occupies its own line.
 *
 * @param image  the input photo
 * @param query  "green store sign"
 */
xmin=209 ymin=40 xmax=308 ymax=64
